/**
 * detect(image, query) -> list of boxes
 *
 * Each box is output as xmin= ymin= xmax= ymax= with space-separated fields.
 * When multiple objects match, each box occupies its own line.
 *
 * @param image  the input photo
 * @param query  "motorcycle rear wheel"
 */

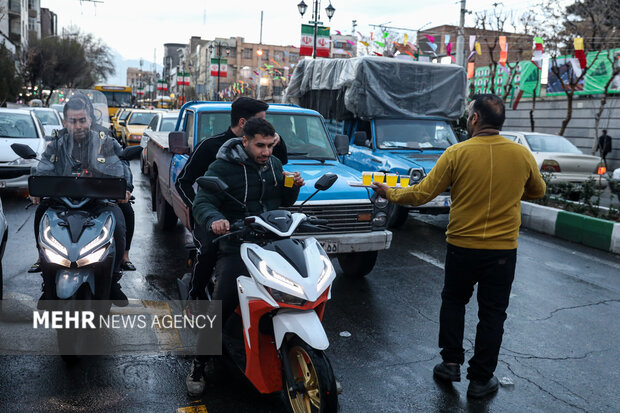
xmin=283 ymin=337 xmax=338 ymax=413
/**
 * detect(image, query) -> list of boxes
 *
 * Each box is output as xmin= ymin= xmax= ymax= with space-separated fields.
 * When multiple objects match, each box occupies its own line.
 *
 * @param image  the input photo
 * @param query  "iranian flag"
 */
xmin=210 ymin=58 xmax=228 ymax=77
xmin=136 ymin=88 xmax=144 ymax=96
xmin=176 ymin=72 xmax=190 ymax=86
xmin=300 ymin=24 xmax=331 ymax=57
xmin=157 ymin=80 xmax=168 ymax=91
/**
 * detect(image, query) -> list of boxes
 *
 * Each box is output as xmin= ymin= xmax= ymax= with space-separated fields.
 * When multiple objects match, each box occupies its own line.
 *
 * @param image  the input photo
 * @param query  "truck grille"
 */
xmin=282 ymin=203 xmax=374 ymax=234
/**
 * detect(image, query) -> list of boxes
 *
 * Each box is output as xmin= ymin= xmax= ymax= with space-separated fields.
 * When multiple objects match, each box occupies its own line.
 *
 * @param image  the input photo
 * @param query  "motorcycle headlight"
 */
xmin=41 ymin=216 xmax=68 ymax=256
xmin=79 ymin=216 xmax=113 ymax=256
xmin=42 ymin=246 xmax=71 ymax=267
xmin=316 ymin=248 xmax=335 ymax=293
xmin=76 ymin=246 xmax=109 ymax=267
xmin=247 ymin=249 xmax=305 ymax=296
xmin=267 ymin=287 xmax=307 ymax=306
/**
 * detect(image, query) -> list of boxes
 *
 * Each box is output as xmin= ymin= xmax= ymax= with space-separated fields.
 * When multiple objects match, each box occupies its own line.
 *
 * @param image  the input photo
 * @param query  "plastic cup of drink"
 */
xmin=284 ymin=172 xmax=295 ymax=188
xmin=362 ymin=172 xmax=372 ymax=186
xmin=386 ymin=173 xmax=398 ymax=187
xmin=373 ymin=172 xmax=385 ymax=184
xmin=400 ymin=176 xmax=410 ymax=187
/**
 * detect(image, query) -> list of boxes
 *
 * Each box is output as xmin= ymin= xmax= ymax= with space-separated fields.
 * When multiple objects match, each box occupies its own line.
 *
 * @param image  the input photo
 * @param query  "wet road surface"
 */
xmin=1 ymin=160 xmax=619 ymax=412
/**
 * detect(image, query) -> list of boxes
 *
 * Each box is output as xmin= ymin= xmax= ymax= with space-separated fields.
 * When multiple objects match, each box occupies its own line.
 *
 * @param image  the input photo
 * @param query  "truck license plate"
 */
xmin=319 ymin=240 xmax=338 ymax=253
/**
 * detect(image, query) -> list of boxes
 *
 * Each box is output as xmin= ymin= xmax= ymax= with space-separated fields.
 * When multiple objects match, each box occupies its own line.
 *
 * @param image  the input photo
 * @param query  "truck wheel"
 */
xmin=155 ymin=180 xmax=177 ymax=230
xmin=387 ymin=205 xmax=409 ymax=229
xmin=337 ymin=251 xmax=378 ymax=278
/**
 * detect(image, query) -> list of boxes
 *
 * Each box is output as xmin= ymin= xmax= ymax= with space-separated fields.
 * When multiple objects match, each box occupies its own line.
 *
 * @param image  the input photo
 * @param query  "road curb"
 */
xmin=521 ymin=201 xmax=620 ymax=254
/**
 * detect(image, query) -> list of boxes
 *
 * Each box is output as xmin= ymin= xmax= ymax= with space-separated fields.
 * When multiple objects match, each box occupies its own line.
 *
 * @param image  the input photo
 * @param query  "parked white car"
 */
xmin=140 ymin=110 xmax=179 ymax=175
xmin=28 ymin=107 xmax=64 ymax=136
xmin=0 ymin=108 xmax=47 ymax=189
xmin=501 ymin=131 xmax=606 ymax=186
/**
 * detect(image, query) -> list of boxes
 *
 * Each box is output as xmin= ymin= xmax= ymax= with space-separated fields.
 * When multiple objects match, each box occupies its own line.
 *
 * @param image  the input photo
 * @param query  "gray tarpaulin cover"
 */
xmin=284 ymin=56 xmax=467 ymax=120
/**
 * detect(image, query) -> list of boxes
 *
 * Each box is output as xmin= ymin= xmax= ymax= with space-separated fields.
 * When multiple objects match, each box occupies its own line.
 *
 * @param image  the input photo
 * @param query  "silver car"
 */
xmin=501 ymin=131 xmax=606 ymax=186
xmin=28 ymin=107 xmax=64 ymax=137
xmin=0 ymin=108 xmax=47 ymax=189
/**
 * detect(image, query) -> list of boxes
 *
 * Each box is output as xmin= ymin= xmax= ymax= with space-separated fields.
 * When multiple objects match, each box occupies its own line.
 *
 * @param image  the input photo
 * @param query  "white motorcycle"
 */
xmin=196 ymin=173 xmax=339 ymax=413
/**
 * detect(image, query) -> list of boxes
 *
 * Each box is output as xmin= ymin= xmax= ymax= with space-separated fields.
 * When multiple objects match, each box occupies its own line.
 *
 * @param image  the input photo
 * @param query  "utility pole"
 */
xmin=258 ymin=10 xmax=264 ymax=99
xmin=455 ymin=0 xmax=466 ymax=67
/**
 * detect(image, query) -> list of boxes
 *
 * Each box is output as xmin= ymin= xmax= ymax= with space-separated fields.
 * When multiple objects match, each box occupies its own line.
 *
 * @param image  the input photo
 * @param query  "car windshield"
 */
xmin=120 ymin=110 xmax=131 ymax=121
xmin=0 ymin=113 xmax=38 ymax=139
xmin=129 ymin=112 xmax=156 ymax=125
xmin=102 ymin=91 xmax=132 ymax=107
xmin=33 ymin=109 xmax=61 ymax=126
xmin=525 ymin=134 xmax=583 ymax=154
xmin=375 ymin=119 xmax=458 ymax=149
xmin=266 ymin=113 xmax=336 ymax=160
xmin=160 ymin=118 xmax=177 ymax=132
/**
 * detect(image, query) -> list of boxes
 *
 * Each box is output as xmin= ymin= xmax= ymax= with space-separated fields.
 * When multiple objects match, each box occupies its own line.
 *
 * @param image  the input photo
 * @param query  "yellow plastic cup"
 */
xmin=373 ymin=172 xmax=385 ymax=184
xmin=386 ymin=173 xmax=398 ymax=187
xmin=400 ymin=176 xmax=410 ymax=187
xmin=284 ymin=172 xmax=295 ymax=188
xmin=362 ymin=172 xmax=372 ymax=186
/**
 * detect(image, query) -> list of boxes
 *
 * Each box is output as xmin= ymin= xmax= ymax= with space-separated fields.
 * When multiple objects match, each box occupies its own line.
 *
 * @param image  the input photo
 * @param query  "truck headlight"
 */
xmin=371 ymin=192 xmax=389 ymax=209
xmin=372 ymin=212 xmax=387 ymax=227
xmin=409 ymin=168 xmax=425 ymax=184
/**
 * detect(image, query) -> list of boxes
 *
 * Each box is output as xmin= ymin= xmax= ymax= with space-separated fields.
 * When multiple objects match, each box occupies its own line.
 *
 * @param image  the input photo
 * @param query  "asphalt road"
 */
xmin=1 ymin=159 xmax=619 ymax=413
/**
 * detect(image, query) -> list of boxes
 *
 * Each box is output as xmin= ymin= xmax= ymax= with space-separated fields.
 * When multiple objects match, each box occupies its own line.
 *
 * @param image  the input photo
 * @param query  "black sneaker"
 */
xmin=110 ymin=281 xmax=128 ymax=307
xmin=433 ymin=362 xmax=461 ymax=382
xmin=467 ymin=376 xmax=499 ymax=398
xmin=186 ymin=358 xmax=206 ymax=397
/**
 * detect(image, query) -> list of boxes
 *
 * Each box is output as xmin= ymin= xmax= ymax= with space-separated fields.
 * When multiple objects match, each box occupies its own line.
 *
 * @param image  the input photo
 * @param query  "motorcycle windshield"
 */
xmin=28 ymin=175 xmax=126 ymax=199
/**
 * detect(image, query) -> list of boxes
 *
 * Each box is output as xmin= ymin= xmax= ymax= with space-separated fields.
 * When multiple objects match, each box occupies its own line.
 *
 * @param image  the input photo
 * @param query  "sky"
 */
xmin=42 ymin=0 xmax=556 ymax=68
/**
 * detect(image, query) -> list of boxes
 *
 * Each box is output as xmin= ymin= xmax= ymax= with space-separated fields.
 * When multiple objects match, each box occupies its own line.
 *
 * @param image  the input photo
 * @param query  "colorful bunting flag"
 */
xmin=444 ymin=35 xmax=450 ymax=45
xmin=383 ymin=31 xmax=389 ymax=39
xmin=424 ymin=35 xmax=435 ymax=43
xmin=475 ymin=42 xmax=482 ymax=55
xmin=446 ymin=42 xmax=453 ymax=56
xmin=467 ymin=62 xmax=475 ymax=79
xmin=347 ymin=40 xmax=355 ymax=45
xmin=404 ymin=34 xmax=408 ymax=45
xmin=574 ymin=37 xmax=586 ymax=68
xmin=469 ymin=35 xmax=476 ymax=51
xmin=532 ymin=37 xmax=544 ymax=69
xmin=375 ymin=41 xmax=385 ymax=48
xmin=360 ymin=41 xmax=369 ymax=47
xmin=499 ymin=36 xmax=508 ymax=67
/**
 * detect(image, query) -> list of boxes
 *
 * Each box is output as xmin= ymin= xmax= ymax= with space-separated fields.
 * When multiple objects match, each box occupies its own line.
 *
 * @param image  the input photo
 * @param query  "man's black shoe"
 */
xmin=467 ymin=376 xmax=499 ymax=399
xmin=433 ymin=362 xmax=461 ymax=382
xmin=110 ymin=281 xmax=128 ymax=307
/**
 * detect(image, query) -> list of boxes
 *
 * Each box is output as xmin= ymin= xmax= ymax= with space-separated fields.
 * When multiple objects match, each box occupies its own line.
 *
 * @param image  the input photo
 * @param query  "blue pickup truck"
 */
xmin=286 ymin=56 xmax=467 ymax=228
xmin=146 ymin=101 xmax=392 ymax=277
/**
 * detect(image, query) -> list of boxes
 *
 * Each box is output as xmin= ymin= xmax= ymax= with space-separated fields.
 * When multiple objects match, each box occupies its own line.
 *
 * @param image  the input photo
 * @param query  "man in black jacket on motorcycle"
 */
xmin=32 ymin=95 xmax=131 ymax=306
xmin=185 ymin=117 xmax=303 ymax=396
xmin=176 ymin=97 xmax=288 ymax=301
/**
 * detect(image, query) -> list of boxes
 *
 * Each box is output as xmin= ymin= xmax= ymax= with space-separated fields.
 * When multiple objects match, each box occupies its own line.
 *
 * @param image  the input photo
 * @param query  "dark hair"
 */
xmin=63 ymin=93 xmax=92 ymax=119
xmin=602 ymin=129 xmax=607 ymax=134
xmin=243 ymin=117 xmax=275 ymax=140
xmin=471 ymin=94 xmax=505 ymax=129
xmin=231 ymin=97 xmax=269 ymax=126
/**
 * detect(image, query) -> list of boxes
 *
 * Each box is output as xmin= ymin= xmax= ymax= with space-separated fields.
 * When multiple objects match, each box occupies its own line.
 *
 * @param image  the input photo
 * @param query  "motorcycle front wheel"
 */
xmin=282 ymin=336 xmax=338 ymax=413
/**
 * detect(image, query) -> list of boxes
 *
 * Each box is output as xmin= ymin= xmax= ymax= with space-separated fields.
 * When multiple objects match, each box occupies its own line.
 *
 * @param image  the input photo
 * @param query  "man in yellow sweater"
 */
xmin=373 ymin=94 xmax=546 ymax=398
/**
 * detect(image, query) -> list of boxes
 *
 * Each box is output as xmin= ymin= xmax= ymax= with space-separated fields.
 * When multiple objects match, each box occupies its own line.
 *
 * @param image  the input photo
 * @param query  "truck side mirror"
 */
xmin=334 ymin=134 xmax=349 ymax=156
xmin=354 ymin=131 xmax=369 ymax=148
xmin=169 ymin=131 xmax=190 ymax=155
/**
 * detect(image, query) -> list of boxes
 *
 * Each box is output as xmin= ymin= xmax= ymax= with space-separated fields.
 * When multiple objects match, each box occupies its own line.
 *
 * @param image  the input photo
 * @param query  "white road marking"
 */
xmin=409 ymin=251 xmax=445 ymax=269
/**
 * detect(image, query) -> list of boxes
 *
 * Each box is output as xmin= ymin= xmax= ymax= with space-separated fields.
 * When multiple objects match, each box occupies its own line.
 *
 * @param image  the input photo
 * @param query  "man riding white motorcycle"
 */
xmin=186 ymin=117 xmax=304 ymax=396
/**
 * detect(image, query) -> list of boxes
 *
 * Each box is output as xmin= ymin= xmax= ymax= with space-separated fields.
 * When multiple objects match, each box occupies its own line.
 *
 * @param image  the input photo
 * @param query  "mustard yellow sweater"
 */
xmin=386 ymin=135 xmax=546 ymax=249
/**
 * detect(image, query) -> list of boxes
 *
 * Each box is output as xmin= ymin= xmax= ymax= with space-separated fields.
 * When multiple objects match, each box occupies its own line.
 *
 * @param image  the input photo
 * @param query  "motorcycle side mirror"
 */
xmin=169 ymin=131 xmax=190 ymax=155
xmin=119 ymin=145 xmax=142 ymax=161
xmin=334 ymin=134 xmax=349 ymax=156
xmin=314 ymin=173 xmax=338 ymax=191
xmin=11 ymin=143 xmax=37 ymax=159
xmin=196 ymin=176 xmax=229 ymax=193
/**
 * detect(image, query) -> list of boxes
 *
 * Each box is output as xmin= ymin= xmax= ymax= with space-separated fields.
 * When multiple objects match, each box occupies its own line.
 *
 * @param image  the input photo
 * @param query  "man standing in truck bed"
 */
xmin=175 ymin=97 xmax=288 ymax=301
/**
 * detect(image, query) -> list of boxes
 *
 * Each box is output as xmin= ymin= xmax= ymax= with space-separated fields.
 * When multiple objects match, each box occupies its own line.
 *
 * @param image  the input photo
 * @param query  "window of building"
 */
xmin=243 ymin=48 xmax=252 ymax=59
xmin=289 ymin=52 xmax=299 ymax=63
xmin=262 ymin=50 xmax=269 ymax=60
xmin=275 ymin=51 xmax=284 ymax=61
xmin=228 ymin=48 xmax=236 ymax=58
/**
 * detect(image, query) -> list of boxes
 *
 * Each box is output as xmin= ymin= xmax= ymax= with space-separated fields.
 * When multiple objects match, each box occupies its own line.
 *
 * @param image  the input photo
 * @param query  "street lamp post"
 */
xmin=210 ymin=42 xmax=230 ymax=101
xmin=297 ymin=0 xmax=335 ymax=59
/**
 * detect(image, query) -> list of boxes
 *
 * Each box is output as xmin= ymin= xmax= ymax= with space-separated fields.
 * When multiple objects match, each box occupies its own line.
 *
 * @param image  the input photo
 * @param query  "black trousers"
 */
xmin=34 ymin=202 xmax=126 ymax=274
xmin=117 ymin=202 xmax=135 ymax=251
xmin=439 ymin=243 xmax=517 ymax=382
xmin=197 ymin=251 xmax=247 ymax=361
xmin=188 ymin=224 xmax=219 ymax=300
